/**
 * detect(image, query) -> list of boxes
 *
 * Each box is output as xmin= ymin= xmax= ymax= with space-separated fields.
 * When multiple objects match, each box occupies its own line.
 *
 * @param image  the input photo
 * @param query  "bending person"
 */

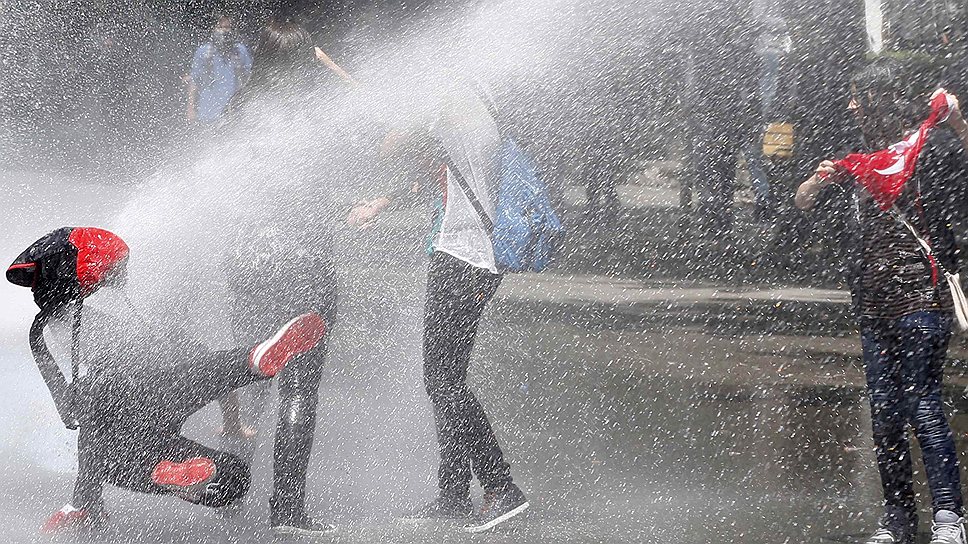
xmin=5 ymin=227 xmax=327 ymax=534
xmin=51 ymin=308 xmax=326 ymax=532
xmin=347 ymin=82 xmax=529 ymax=533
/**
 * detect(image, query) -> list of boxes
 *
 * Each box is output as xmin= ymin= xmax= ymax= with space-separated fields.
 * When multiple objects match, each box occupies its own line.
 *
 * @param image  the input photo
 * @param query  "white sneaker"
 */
xmin=931 ymin=510 xmax=967 ymax=544
xmin=866 ymin=527 xmax=902 ymax=544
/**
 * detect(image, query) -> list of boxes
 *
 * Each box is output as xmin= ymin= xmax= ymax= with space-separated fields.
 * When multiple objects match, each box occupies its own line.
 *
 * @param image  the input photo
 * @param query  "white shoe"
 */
xmin=931 ymin=510 xmax=967 ymax=544
xmin=866 ymin=527 xmax=902 ymax=544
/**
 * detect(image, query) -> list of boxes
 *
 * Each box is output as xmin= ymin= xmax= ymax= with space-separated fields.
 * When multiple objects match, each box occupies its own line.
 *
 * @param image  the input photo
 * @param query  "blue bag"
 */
xmin=490 ymin=138 xmax=564 ymax=272
xmin=447 ymin=135 xmax=564 ymax=273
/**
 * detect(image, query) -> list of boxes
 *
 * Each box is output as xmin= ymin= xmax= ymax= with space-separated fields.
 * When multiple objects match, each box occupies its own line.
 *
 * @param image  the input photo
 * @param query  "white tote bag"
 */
xmin=891 ymin=206 xmax=968 ymax=332
xmin=945 ymin=272 xmax=968 ymax=331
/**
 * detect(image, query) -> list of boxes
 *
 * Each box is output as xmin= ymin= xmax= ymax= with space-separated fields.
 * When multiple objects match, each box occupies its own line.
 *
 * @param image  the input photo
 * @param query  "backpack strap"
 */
xmin=445 ymin=158 xmax=495 ymax=235
xmin=29 ymin=308 xmax=78 ymax=429
xmin=70 ymin=301 xmax=82 ymax=385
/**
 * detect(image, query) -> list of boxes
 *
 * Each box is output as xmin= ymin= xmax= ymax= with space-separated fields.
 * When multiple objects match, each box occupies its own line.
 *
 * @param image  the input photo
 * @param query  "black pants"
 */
xmin=862 ymin=312 xmax=962 ymax=523
xmin=227 ymin=257 xmax=337 ymax=521
xmin=689 ymin=126 xmax=738 ymax=237
xmin=73 ymin=348 xmax=263 ymax=510
xmin=423 ymin=252 xmax=512 ymax=497
xmin=270 ymin=344 xmax=327 ymax=520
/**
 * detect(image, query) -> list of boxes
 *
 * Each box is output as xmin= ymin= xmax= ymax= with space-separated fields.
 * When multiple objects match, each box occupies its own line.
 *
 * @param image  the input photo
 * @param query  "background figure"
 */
xmin=580 ymin=112 xmax=623 ymax=227
xmin=186 ymin=15 xmax=251 ymax=125
xmin=682 ymin=0 xmax=759 ymax=240
xmin=222 ymin=17 xmax=344 ymax=537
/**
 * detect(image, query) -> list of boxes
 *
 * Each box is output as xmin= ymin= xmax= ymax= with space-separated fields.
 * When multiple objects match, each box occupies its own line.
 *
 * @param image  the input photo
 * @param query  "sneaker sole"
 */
xmin=396 ymin=515 xmax=471 ymax=525
xmin=463 ymin=501 xmax=529 ymax=534
xmin=270 ymin=524 xmax=337 ymax=537
xmin=250 ymin=313 xmax=326 ymax=377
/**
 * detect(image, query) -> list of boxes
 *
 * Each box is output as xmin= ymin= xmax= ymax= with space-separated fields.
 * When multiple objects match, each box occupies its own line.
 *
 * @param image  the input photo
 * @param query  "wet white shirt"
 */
xmin=429 ymin=88 xmax=502 ymax=274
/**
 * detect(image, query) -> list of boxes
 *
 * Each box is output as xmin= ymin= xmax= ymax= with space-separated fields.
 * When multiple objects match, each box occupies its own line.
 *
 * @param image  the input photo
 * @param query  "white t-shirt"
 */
xmin=428 ymin=88 xmax=502 ymax=274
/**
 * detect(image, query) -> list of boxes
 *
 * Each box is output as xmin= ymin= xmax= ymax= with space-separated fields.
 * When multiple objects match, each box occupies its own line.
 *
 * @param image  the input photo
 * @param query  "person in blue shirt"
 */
xmin=186 ymin=15 xmax=252 ymax=124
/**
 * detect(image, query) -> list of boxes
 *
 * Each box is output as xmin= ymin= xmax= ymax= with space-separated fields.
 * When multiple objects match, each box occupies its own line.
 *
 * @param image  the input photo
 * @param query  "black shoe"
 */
xmin=463 ymin=484 xmax=529 ymax=533
xmin=270 ymin=512 xmax=336 ymax=537
xmin=865 ymin=511 xmax=917 ymax=544
xmin=399 ymin=494 xmax=473 ymax=520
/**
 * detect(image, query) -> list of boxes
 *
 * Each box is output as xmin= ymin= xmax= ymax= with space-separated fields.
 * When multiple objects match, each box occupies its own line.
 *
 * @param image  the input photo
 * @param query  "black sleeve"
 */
xmin=29 ymin=312 xmax=78 ymax=429
xmin=921 ymin=130 xmax=968 ymax=225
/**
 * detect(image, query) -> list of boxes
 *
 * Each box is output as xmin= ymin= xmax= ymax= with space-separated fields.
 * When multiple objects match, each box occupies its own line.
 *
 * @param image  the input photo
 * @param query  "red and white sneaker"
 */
xmin=41 ymin=503 xmax=105 ymax=533
xmin=151 ymin=457 xmax=216 ymax=500
xmin=249 ymin=313 xmax=326 ymax=378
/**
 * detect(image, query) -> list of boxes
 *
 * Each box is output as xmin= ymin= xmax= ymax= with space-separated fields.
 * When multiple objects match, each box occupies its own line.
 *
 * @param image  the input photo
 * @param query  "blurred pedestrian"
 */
xmin=186 ymin=15 xmax=251 ymax=125
xmin=683 ymin=0 xmax=759 ymax=240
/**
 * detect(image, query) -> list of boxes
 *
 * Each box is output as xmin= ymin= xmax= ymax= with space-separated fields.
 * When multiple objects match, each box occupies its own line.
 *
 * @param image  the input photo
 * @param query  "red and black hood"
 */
xmin=7 ymin=227 xmax=129 ymax=311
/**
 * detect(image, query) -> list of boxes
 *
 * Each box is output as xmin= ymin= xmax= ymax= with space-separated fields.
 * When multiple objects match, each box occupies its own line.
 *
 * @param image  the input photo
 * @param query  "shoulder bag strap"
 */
xmin=888 ymin=205 xmax=949 ymax=276
xmin=29 ymin=309 xmax=78 ymax=429
xmin=445 ymin=157 xmax=495 ymax=235
xmin=70 ymin=301 xmax=82 ymax=384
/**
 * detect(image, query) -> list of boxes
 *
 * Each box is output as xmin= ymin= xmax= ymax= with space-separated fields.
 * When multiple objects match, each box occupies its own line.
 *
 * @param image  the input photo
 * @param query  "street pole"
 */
xmin=865 ymin=0 xmax=884 ymax=53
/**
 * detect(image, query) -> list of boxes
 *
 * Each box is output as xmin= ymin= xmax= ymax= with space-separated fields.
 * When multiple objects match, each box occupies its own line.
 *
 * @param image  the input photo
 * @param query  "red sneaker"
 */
xmin=151 ymin=457 xmax=216 ymax=490
xmin=249 ymin=313 xmax=326 ymax=377
xmin=41 ymin=503 xmax=104 ymax=533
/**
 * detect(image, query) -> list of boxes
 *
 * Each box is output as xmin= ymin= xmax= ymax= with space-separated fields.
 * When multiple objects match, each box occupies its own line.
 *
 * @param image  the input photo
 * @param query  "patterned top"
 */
xmin=858 ymin=190 xmax=952 ymax=319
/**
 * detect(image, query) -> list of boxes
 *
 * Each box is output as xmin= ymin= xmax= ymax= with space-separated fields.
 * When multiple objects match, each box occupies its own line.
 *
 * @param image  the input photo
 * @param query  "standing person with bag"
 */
xmin=795 ymin=59 xmax=968 ymax=544
xmin=347 ymin=82 xmax=550 ymax=533
xmin=186 ymin=15 xmax=252 ymax=125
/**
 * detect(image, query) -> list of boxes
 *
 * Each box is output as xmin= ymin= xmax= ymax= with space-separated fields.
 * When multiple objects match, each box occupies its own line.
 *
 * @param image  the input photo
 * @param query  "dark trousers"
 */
xmin=689 ymin=129 xmax=737 ymax=237
xmin=423 ymin=251 xmax=512 ymax=497
xmin=74 ymin=348 xmax=262 ymax=510
xmin=862 ymin=311 xmax=963 ymax=523
xmin=270 ymin=345 xmax=326 ymax=520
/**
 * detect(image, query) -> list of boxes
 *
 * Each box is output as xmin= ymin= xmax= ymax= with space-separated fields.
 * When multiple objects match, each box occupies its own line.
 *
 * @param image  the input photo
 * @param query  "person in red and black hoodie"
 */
xmin=7 ymin=228 xmax=327 ymax=534
xmin=796 ymin=60 xmax=968 ymax=544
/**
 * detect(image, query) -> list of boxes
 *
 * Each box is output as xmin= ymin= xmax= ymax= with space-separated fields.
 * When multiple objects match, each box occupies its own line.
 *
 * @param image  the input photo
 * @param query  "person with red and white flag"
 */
xmin=796 ymin=59 xmax=968 ymax=544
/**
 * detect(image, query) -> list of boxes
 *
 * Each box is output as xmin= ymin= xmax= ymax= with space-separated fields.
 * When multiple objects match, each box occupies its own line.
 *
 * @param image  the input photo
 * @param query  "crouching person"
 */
xmin=6 ymin=227 xmax=327 ymax=534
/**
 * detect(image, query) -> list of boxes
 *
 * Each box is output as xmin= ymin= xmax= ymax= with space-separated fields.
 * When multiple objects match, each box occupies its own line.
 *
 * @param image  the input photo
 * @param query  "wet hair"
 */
xmin=246 ymin=17 xmax=317 ymax=93
xmin=850 ymin=58 xmax=920 ymax=149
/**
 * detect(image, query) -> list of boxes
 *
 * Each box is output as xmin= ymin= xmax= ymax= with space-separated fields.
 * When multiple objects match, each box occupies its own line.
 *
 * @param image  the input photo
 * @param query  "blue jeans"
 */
xmin=862 ymin=311 xmax=962 ymax=523
xmin=742 ymin=142 xmax=772 ymax=209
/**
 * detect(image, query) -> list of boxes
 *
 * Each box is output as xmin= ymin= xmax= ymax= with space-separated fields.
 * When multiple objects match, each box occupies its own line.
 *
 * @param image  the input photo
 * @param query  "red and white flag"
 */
xmin=835 ymin=91 xmax=956 ymax=211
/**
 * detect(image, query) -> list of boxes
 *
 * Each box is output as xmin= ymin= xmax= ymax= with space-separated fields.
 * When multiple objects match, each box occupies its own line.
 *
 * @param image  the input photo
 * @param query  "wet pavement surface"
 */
xmin=4 ymin=172 xmax=968 ymax=543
